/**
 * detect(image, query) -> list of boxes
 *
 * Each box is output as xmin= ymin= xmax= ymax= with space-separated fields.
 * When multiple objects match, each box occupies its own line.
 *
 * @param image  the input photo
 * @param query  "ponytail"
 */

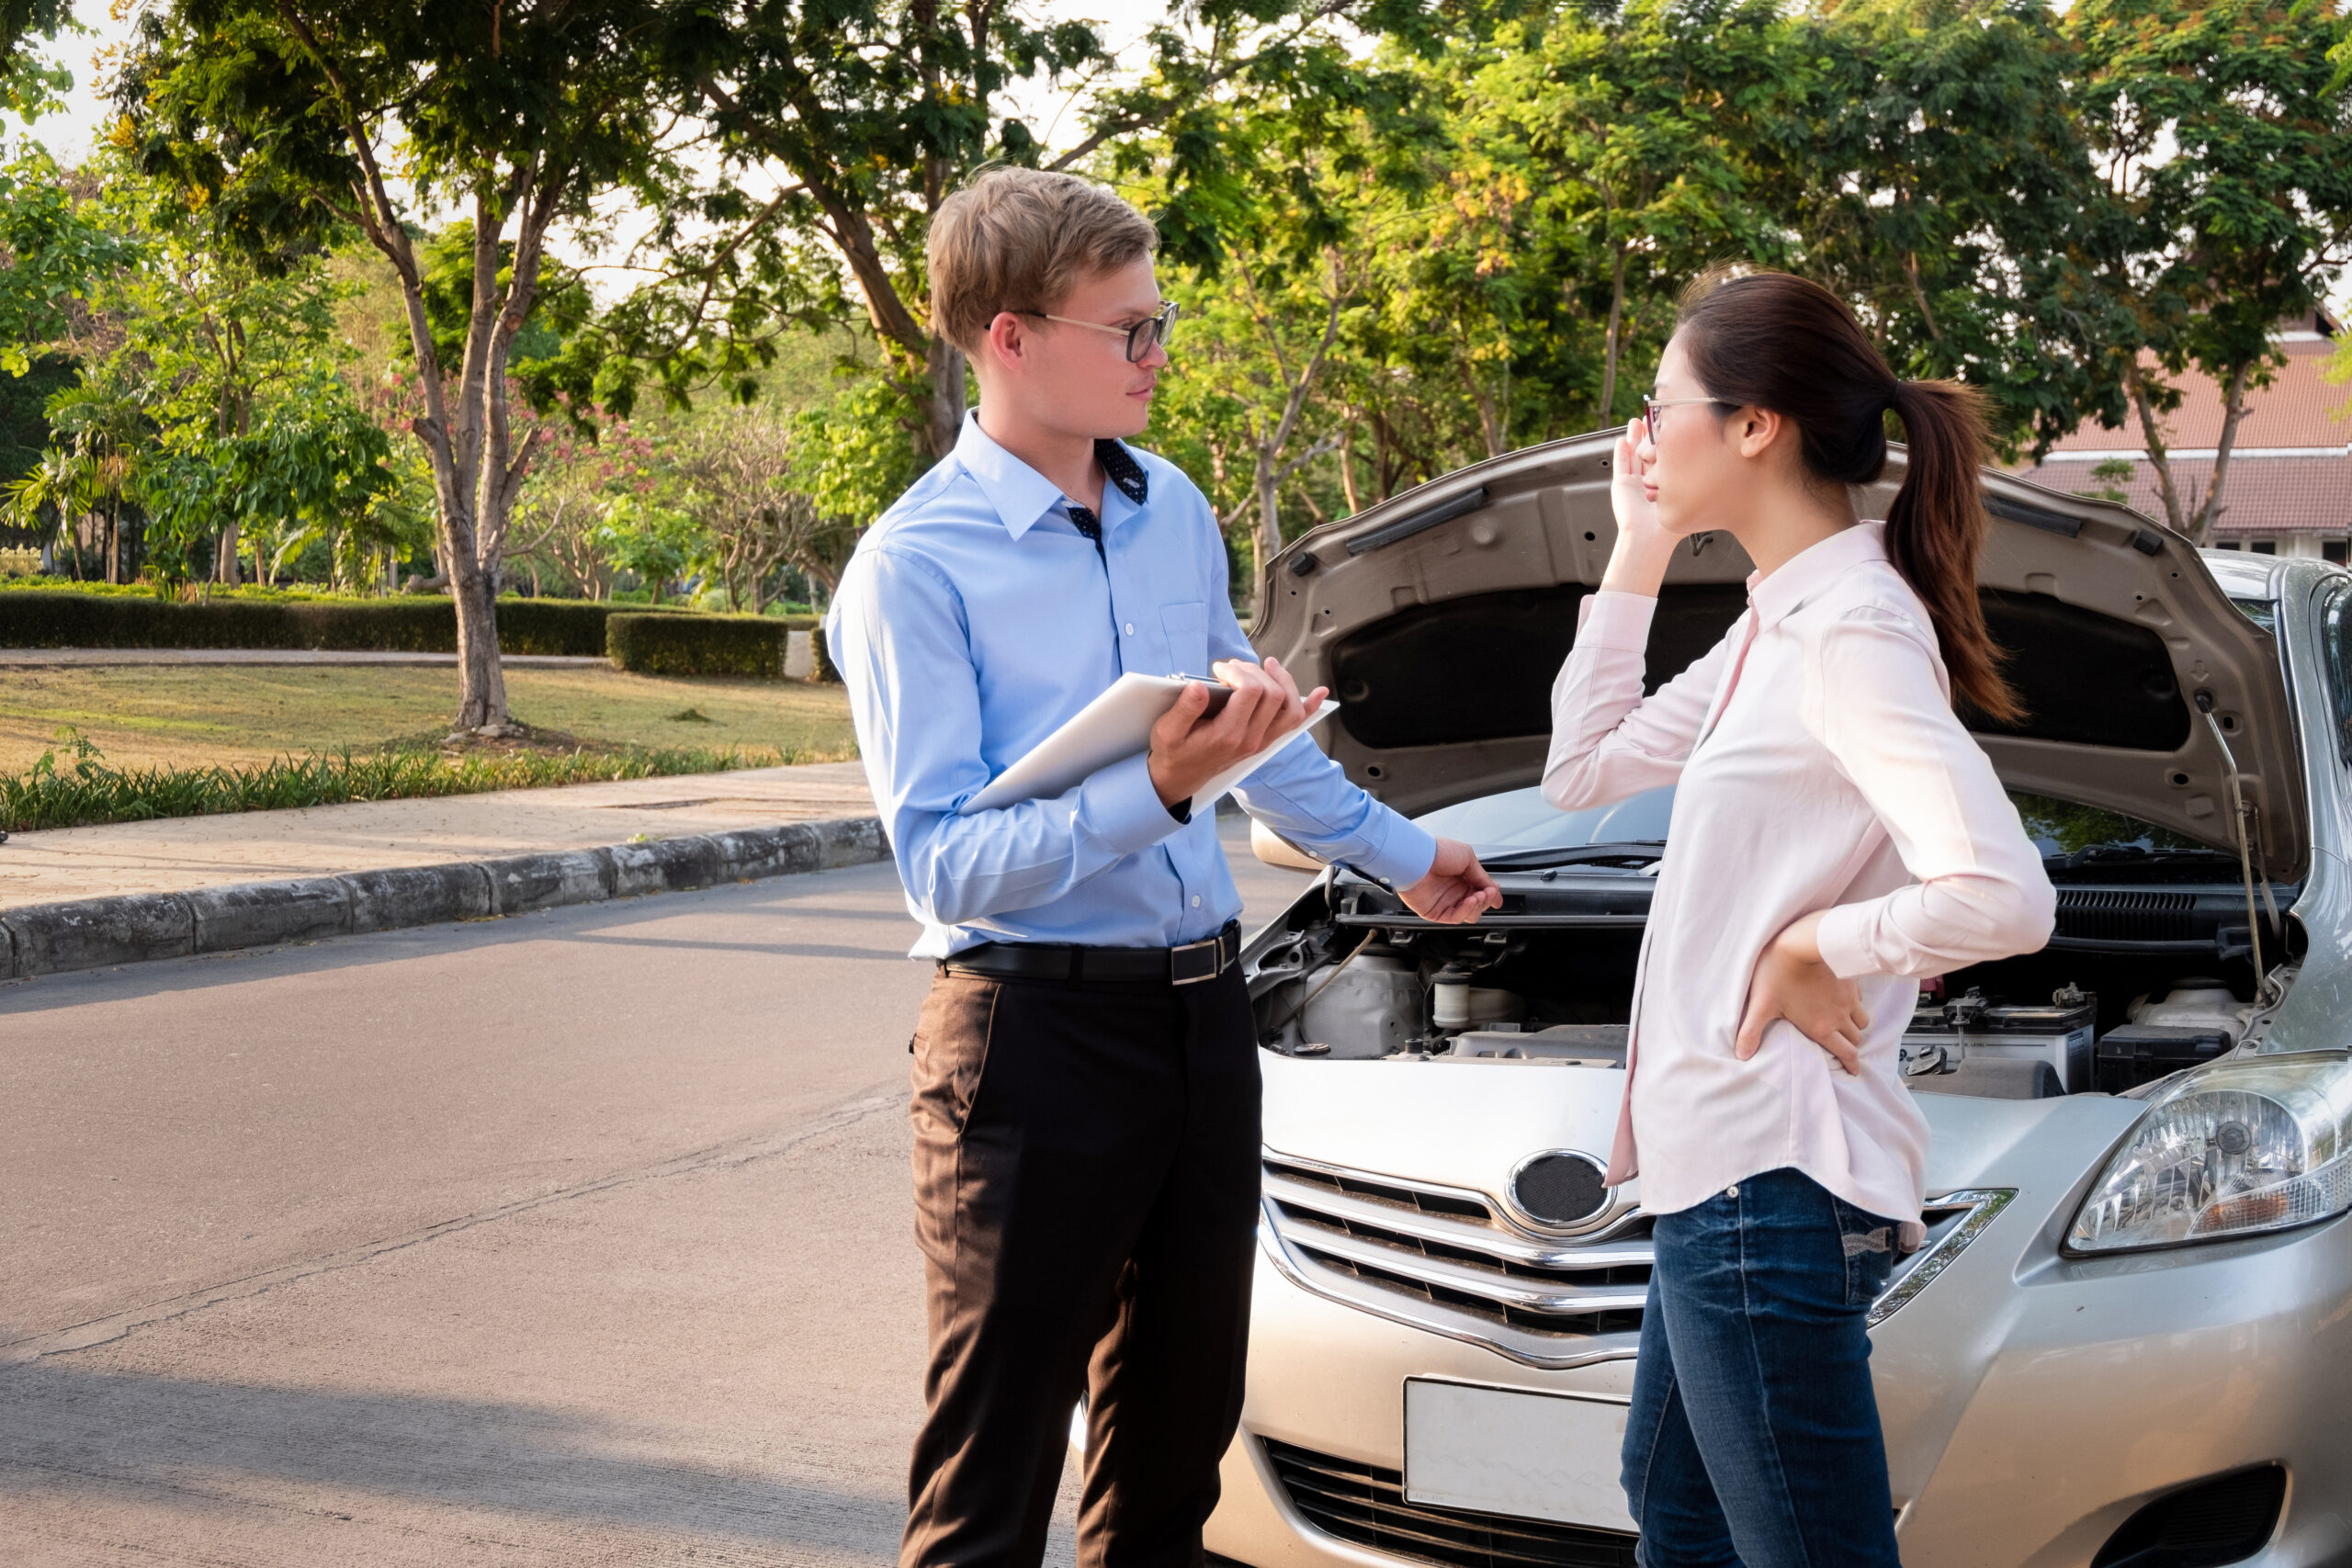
xmin=1885 ymin=379 xmax=2018 ymax=725
xmin=1673 ymin=268 xmax=2021 ymax=725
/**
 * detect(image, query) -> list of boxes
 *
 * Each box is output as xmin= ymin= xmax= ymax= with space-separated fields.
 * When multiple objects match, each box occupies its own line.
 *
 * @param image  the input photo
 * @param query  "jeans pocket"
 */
xmin=1832 ymin=1197 xmax=1898 ymax=1308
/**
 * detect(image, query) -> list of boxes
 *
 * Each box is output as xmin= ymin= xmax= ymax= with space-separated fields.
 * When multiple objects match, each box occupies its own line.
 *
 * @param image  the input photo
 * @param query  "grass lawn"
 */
xmin=0 ymin=664 xmax=859 ymax=773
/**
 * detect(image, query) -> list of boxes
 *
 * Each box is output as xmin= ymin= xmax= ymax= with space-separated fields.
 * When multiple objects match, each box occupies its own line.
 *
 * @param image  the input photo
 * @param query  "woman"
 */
xmin=1546 ymin=269 xmax=2054 ymax=1565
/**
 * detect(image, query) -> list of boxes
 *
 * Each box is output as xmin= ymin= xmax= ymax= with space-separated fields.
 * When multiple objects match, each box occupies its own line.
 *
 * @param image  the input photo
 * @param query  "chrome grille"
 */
xmin=1261 ymin=1438 xmax=1638 ymax=1568
xmin=1261 ymin=1152 xmax=2012 ymax=1365
xmin=1261 ymin=1155 xmax=1651 ymax=1369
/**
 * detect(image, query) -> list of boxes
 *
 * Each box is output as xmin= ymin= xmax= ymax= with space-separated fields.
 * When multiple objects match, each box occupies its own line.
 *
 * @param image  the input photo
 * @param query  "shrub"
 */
xmin=0 ymin=590 xmax=677 ymax=656
xmin=607 ymin=612 xmax=787 ymax=678
xmin=0 ymin=729 xmax=800 ymax=833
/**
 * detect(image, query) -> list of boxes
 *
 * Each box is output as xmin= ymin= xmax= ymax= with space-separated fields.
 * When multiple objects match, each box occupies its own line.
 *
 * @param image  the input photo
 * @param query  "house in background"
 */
xmin=2013 ymin=309 xmax=2350 ymax=559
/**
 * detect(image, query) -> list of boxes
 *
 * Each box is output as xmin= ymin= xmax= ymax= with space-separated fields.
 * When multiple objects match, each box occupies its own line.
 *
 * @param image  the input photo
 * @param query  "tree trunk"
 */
xmin=451 ymin=568 xmax=509 ymax=730
xmin=216 ymin=522 xmax=241 ymax=586
xmin=923 ymin=336 xmax=967 ymax=458
xmin=2124 ymin=361 xmax=2188 ymax=536
xmin=1254 ymin=441 xmax=1280 ymax=599
xmin=2190 ymin=362 xmax=2254 ymax=545
xmin=1599 ymin=243 xmax=1629 ymax=428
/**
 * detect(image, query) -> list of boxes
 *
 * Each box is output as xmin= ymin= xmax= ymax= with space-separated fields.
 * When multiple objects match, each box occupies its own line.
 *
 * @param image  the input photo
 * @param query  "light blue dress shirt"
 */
xmin=827 ymin=412 xmax=1438 ymax=959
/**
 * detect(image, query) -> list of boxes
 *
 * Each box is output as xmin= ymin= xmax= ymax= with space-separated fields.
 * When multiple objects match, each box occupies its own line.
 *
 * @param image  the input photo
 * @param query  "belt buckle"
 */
xmin=1170 ymin=934 xmax=1223 ymax=986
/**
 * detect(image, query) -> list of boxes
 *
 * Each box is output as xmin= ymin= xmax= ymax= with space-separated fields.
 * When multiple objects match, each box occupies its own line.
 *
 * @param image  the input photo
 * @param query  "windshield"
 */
xmin=1415 ymin=784 xmax=2202 ymax=860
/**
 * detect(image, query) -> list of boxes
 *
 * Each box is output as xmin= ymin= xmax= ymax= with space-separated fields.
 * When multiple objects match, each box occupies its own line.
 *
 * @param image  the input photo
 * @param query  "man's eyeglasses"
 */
xmin=1641 ymin=392 xmax=1727 ymax=434
xmin=1017 ymin=300 xmax=1181 ymax=363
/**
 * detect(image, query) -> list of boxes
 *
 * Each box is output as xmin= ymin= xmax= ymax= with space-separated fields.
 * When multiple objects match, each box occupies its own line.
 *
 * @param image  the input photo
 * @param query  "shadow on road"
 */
xmin=0 ymin=1360 xmax=909 ymax=1553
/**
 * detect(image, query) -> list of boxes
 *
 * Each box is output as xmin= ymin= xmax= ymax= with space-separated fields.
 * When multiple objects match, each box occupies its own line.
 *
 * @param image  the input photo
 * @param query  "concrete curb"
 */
xmin=0 ymin=816 xmax=890 ymax=982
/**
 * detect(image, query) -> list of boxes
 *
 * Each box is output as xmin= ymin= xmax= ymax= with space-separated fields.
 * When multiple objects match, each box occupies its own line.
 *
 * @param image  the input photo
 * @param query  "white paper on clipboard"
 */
xmin=958 ymin=671 xmax=1339 ymax=817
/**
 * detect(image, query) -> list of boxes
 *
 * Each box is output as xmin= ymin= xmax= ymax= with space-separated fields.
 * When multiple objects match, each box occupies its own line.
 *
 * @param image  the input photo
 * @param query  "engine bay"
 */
xmin=1248 ymin=878 xmax=2297 ymax=1100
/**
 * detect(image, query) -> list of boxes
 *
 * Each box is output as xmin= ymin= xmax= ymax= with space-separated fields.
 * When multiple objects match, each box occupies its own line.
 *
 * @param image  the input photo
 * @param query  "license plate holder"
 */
xmin=1402 ymin=1377 xmax=1635 ymax=1530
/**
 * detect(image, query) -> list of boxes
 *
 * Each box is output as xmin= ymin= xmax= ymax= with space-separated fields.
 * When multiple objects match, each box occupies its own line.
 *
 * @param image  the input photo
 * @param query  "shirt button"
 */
xmin=1190 ymin=895 xmax=1202 ymax=908
xmin=1124 ymin=622 xmax=1136 ymax=636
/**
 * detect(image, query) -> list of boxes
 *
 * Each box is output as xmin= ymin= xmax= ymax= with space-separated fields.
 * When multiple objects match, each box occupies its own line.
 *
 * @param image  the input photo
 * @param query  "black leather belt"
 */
xmin=944 ymin=920 xmax=1242 ymax=987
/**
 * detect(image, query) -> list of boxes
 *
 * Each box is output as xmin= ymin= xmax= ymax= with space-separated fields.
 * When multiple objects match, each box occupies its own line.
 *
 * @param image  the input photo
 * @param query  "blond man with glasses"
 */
xmin=827 ymin=168 xmax=1498 ymax=1568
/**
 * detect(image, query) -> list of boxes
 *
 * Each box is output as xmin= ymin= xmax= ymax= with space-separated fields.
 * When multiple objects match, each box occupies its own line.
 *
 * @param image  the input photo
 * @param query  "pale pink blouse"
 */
xmin=1545 ymin=522 xmax=2055 ymax=1231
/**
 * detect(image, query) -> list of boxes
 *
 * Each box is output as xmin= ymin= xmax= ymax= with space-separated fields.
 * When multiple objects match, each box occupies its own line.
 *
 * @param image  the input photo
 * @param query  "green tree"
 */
xmin=2067 ymin=0 xmax=2352 ymax=540
xmin=1790 ymin=0 xmax=2138 ymax=458
xmin=119 ymin=0 xmax=697 ymax=728
xmin=645 ymin=0 xmax=1453 ymax=467
xmin=1463 ymin=0 xmax=1799 ymax=425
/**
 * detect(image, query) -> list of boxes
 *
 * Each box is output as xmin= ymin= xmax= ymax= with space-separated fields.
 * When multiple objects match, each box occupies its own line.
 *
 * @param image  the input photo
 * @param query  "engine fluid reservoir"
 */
xmin=2128 ymin=983 xmax=2254 ymax=1044
xmin=1432 ymin=981 xmax=1526 ymax=1031
xmin=1299 ymin=954 xmax=1423 ymax=1059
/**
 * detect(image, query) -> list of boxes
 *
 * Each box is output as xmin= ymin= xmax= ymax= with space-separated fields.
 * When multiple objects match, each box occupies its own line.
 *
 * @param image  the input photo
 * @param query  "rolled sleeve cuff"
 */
xmin=1358 ymin=814 xmax=1438 ymax=889
xmin=1813 ymin=902 xmax=1880 ymax=980
xmin=1083 ymin=750 xmax=1185 ymax=858
xmin=1577 ymin=590 xmax=1659 ymax=651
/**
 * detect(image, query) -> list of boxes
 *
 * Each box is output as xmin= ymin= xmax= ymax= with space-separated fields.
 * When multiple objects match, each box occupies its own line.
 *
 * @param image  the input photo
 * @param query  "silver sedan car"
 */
xmin=1185 ymin=435 xmax=2352 ymax=1567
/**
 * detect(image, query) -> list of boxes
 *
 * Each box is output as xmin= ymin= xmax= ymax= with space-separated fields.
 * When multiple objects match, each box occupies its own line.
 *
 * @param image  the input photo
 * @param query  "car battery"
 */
xmin=1903 ymin=988 xmax=2097 ymax=1093
xmin=2093 ymin=1024 xmax=2233 ymax=1094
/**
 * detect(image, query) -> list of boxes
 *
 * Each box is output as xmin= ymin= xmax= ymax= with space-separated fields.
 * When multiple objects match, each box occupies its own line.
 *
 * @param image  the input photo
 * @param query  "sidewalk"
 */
xmin=0 ymin=649 xmax=606 ymax=668
xmin=0 ymin=761 xmax=886 ymax=980
xmin=0 ymin=761 xmax=877 ymax=908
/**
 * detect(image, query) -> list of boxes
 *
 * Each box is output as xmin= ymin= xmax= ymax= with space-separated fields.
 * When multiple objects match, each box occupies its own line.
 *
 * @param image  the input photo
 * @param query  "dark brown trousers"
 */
xmin=899 ymin=963 xmax=1261 ymax=1568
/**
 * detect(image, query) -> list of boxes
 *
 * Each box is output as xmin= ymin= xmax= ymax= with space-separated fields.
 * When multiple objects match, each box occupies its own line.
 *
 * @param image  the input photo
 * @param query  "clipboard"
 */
xmin=959 ymin=672 xmax=1340 ymax=817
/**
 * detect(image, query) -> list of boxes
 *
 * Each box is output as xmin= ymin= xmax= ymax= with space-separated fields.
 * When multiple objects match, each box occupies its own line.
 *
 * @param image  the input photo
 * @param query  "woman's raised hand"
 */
xmin=1600 ymin=418 xmax=1676 ymax=598
xmin=1611 ymin=417 xmax=1664 ymax=542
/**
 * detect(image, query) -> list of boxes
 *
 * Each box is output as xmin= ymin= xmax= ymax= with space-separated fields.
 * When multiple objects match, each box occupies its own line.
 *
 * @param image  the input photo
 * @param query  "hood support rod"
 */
xmin=2197 ymin=690 xmax=2279 ymax=1003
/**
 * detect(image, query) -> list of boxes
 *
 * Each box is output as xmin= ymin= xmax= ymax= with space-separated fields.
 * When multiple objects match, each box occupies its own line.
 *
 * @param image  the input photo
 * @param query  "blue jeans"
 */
xmin=1620 ymin=1167 xmax=1903 ymax=1567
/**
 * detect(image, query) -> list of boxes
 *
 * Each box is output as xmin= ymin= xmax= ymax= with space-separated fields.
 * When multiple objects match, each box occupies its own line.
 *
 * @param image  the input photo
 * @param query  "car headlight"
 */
xmin=2069 ymin=1056 xmax=2352 ymax=1253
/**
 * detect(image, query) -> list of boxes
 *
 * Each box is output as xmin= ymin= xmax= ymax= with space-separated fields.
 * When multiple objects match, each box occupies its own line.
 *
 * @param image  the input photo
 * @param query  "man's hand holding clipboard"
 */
xmin=1149 ymin=657 xmax=1500 ymax=927
xmin=1145 ymin=656 xmax=1327 ymax=811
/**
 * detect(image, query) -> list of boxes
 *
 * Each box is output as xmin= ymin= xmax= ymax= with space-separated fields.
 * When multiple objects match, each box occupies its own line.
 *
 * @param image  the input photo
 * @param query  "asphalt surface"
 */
xmin=0 ymin=815 xmax=1313 ymax=1566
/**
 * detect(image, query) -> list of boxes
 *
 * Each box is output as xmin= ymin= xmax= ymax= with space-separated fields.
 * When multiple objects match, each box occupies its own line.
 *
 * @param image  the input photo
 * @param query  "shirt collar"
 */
xmin=1746 ymin=521 xmax=1887 ymax=630
xmin=953 ymin=410 xmax=1150 ymax=541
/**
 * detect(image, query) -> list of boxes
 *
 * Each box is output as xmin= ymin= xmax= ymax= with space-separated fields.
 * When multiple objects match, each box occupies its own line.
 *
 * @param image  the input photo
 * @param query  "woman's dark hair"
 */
xmin=1673 ymin=267 xmax=2021 ymax=725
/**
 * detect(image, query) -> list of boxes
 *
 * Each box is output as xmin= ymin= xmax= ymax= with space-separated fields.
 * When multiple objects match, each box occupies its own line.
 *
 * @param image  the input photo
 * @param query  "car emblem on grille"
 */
xmin=1506 ymin=1150 xmax=1611 ymax=1232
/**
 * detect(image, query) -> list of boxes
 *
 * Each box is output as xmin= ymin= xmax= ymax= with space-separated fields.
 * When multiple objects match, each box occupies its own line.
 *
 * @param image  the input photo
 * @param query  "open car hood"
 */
xmin=1251 ymin=431 xmax=2307 ymax=877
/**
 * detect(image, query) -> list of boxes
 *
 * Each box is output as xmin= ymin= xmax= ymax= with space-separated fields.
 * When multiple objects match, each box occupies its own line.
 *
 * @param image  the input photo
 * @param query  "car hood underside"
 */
xmin=1250 ymin=433 xmax=2307 ymax=879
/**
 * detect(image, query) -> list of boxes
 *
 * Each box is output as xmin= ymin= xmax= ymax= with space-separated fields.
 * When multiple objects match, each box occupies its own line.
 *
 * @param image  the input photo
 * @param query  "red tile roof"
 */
xmin=2047 ymin=338 xmax=2352 ymax=452
xmin=2013 ymin=453 xmax=2352 ymax=536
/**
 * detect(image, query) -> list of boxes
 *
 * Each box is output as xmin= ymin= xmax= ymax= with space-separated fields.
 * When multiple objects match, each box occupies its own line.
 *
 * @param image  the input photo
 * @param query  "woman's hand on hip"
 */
xmin=1736 ymin=912 xmax=1871 ymax=1076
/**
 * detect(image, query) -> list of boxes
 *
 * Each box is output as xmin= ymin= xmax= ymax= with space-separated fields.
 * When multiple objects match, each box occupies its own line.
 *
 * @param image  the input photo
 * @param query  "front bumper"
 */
xmin=1212 ymin=1188 xmax=2352 ymax=1568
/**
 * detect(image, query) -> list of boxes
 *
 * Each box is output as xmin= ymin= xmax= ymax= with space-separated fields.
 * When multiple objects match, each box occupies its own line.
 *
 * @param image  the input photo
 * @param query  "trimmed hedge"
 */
xmin=0 ymin=591 xmax=668 ymax=657
xmin=607 ymin=612 xmax=788 ymax=677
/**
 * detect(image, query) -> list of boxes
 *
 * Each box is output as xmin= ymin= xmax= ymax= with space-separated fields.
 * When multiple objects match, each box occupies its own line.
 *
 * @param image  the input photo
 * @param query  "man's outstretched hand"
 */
xmin=1398 ymin=838 xmax=1502 ymax=924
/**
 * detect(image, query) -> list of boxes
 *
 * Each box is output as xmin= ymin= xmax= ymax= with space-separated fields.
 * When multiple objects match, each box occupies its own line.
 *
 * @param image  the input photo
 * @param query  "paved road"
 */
xmin=0 ymin=816 xmax=1314 ymax=1566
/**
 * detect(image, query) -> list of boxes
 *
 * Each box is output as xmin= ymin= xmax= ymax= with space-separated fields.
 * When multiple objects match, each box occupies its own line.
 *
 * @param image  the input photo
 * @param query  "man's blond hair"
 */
xmin=928 ymin=168 xmax=1159 ymax=356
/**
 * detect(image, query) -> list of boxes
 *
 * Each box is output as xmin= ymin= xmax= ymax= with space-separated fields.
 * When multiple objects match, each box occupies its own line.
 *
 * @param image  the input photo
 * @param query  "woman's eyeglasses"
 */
xmin=1017 ymin=300 xmax=1182 ymax=363
xmin=1642 ymin=392 xmax=1726 ymax=434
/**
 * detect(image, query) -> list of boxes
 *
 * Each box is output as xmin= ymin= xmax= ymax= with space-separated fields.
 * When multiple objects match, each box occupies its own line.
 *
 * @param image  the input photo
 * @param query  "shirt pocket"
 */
xmin=1159 ymin=600 xmax=1210 ymax=677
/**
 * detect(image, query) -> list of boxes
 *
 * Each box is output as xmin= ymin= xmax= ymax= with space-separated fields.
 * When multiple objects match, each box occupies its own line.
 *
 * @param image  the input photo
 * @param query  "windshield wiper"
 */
xmin=1478 ymin=840 xmax=1667 ymax=873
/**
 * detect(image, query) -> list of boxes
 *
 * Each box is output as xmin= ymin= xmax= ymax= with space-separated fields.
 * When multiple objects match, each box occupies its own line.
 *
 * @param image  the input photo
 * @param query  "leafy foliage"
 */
xmin=0 ymin=728 xmax=801 ymax=833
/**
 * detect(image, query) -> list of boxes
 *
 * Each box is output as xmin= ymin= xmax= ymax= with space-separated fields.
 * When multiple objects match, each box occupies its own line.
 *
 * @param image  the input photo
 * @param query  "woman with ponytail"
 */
xmin=1544 ymin=269 xmax=2053 ymax=1564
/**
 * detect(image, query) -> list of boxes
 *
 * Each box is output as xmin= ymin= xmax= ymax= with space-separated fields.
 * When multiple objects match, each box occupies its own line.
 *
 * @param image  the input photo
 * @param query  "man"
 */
xmin=827 ymin=166 xmax=1499 ymax=1568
